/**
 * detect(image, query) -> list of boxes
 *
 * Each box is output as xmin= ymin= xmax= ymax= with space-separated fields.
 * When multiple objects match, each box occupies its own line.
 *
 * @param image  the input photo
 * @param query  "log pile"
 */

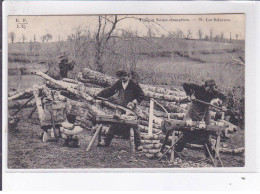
xmin=8 ymin=67 xmax=242 ymax=157
xmin=141 ymin=134 xmax=163 ymax=159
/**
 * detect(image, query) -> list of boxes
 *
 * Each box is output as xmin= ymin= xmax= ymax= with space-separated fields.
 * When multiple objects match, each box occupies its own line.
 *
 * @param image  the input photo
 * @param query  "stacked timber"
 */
xmin=8 ymin=68 xmax=241 ymax=155
xmin=141 ymin=133 xmax=163 ymax=159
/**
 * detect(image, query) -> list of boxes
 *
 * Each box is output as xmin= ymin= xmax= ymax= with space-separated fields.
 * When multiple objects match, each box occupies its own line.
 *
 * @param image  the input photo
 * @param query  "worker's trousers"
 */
xmin=103 ymin=124 xmax=141 ymax=147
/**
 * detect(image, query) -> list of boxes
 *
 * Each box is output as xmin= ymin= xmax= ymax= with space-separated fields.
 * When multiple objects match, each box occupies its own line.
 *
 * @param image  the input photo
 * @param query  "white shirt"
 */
xmin=122 ymin=79 xmax=129 ymax=90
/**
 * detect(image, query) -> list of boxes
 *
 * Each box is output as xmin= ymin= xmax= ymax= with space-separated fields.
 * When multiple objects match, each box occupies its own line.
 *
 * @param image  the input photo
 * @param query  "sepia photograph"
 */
xmin=7 ymin=14 xmax=245 ymax=169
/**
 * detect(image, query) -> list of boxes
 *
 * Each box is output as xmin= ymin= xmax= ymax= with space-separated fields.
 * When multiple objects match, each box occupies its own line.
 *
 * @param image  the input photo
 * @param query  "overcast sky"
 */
xmin=8 ymin=14 xmax=245 ymax=43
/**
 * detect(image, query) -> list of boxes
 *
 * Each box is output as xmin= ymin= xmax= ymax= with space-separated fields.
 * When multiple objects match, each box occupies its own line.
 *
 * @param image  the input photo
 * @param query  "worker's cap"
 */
xmin=116 ymin=69 xmax=128 ymax=77
xmin=204 ymin=79 xmax=216 ymax=87
xmin=59 ymin=52 xmax=69 ymax=59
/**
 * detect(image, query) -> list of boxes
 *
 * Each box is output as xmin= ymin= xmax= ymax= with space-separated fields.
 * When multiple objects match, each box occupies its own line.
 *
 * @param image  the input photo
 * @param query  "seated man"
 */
xmin=175 ymin=79 xmax=227 ymax=157
xmin=96 ymin=69 xmax=145 ymax=150
xmin=58 ymin=52 xmax=75 ymax=79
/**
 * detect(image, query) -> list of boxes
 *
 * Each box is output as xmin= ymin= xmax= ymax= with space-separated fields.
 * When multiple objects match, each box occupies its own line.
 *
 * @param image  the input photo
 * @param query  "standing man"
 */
xmin=96 ymin=69 xmax=145 ymax=150
xmin=175 ymin=79 xmax=227 ymax=157
xmin=58 ymin=52 xmax=75 ymax=79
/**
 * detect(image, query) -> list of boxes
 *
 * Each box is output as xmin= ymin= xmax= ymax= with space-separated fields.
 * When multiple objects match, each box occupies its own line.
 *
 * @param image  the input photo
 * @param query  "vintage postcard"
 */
xmin=2 ymin=0 xmax=260 ymax=191
xmin=6 ymin=13 xmax=246 ymax=170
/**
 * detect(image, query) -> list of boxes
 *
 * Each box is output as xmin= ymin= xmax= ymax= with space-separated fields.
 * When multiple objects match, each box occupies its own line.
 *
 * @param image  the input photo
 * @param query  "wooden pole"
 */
xmin=215 ymin=133 xmax=224 ymax=167
xmin=130 ymin=127 xmax=135 ymax=154
xmin=33 ymin=87 xmax=45 ymax=126
xmin=86 ymin=124 xmax=103 ymax=152
xmin=148 ymin=99 xmax=154 ymax=136
xmin=11 ymin=95 xmax=34 ymax=116
xmin=28 ymin=106 xmax=37 ymax=118
xmin=170 ymin=130 xmax=176 ymax=162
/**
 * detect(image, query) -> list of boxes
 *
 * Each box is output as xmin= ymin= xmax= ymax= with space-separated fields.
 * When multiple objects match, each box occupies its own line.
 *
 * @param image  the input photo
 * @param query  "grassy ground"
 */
xmin=8 ymin=108 xmax=244 ymax=169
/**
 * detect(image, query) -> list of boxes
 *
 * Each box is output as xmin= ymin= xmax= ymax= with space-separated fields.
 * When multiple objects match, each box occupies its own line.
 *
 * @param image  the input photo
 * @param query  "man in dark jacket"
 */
xmin=58 ymin=52 xmax=75 ymax=78
xmin=96 ymin=69 xmax=145 ymax=150
xmin=175 ymin=79 xmax=227 ymax=157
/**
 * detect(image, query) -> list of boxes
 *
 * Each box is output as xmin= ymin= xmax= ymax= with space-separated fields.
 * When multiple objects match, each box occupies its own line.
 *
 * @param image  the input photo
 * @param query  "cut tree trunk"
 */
xmin=81 ymin=68 xmax=187 ymax=102
xmin=9 ymin=99 xmax=36 ymax=109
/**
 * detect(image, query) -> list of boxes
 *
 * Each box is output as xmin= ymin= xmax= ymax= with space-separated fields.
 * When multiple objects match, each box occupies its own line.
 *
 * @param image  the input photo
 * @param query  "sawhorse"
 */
xmin=86 ymin=114 xmax=138 ymax=155
xmin=159 ymin=119 xmax=224 ymax=167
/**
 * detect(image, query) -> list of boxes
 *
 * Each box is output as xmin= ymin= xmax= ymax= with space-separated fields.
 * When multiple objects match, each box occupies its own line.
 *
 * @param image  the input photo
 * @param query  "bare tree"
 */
xmin=215 ymin=35 xmax=220 ymax=42
xmin=22 ymin=34 xmax=26 ymax=43
xmin=147 ymin=26 xmax=154 ymax=38
xmin=220 ymin=32 xmax=224 ymax=42
xmin=45 ymin=33 xmax=53 ymax=42
xmin=34 ymin=34 xmax=37 ymax=42
xmin=236 ymin=34 xmax=239 ymax=41
xmin=9 ymin=32 xmax=16 ymax=43
xmin=185 ymin=29 xmax=192 ymax=39
xmin=92 ymin=15 xmax=122 ymax=72
xmin=67 ymin=26 xmax=89 ymax=59
xmin=41 ymin=35 xmax=45 ymax=43
xmin=197 ymin=29 xmax=203 ymax=40
xmin=210 ymin=29 xmax=213 ymax=40
xmin=176 ymin=29 xmax=184 ymax=39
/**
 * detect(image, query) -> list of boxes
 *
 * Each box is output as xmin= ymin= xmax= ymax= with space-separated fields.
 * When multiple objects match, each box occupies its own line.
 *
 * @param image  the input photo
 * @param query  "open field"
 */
xmin=7 ymin=38 xmax=245 ymax=168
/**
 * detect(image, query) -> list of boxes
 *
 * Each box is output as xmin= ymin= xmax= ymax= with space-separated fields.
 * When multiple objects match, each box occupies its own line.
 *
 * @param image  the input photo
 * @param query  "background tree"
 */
xmin=197 ymin=29 xmax=203 ymax=40
xmin=220 ymin=32 xmax=224 ymax=42
xmin=22 ymin=34 xmax=26 ymax=43
xmin=45 ymin=33 xmax=53 ymax=42
xmin=185 ymin=29 xmax=192 ymax=39
xmin=41 ymin=35 xmax=45 ymax=43
xmin=210 ymin=29 xmax=213 ymax=41
xmin=176 ymin=29 xmax=184 ymax=39
xmin=236 ymin=34 xmax=239 ymax=41
xmin=93 ymin=15 xmax=121 ymax=72
xmin=9 ymin=32 xmax=16 ymax=43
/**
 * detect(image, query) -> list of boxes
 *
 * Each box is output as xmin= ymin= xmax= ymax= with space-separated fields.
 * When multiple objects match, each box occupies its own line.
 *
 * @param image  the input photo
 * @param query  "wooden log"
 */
xmin=144 ymin=90 xmax=188 ymax=103
xmin=138 ymin=120 xmax=161 ymax=129
xmin=140 ymin=133 xmax=161 ymax=140
xmin=141 ymin=139 xmax=160 ymax=144
xmin=37 ymin=71 xmax=137 ymax=119
xmin=176 ymin=144 xmax=245 ymax=155
xmin=8 ymin=99 xmax=36 ymax=109
xmin=62 ymin=78 xmax=81 ymax=85
xmin=8 ymin=90 xmax=19 ymax=97
xmin=95 ymin=114 xmax=137 ymax=126
xmin=82 ymin=67 xmax=186 ymax=96
xmin=81 ymin=68 xmax=188 ymax=102
xmin=141 ymin=100 xmax=186 ymax=113
xmin=8 ymin=85 xmax=45 ymax=101
xmin=140 ymin=106 xmax=185 ymax=119
xmin=138 ymin=125 xmax=161 ymax=134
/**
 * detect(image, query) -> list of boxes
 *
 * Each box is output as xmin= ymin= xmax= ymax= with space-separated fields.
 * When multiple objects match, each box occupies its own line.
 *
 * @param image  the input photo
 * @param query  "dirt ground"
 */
xmin=7 ymin=107 xmax=245 ymax=169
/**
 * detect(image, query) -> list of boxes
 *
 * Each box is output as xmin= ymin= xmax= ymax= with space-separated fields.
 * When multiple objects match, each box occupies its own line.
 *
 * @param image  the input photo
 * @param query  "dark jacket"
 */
xmin=183 ymin=83 xmax=226 ymax=105
xmin=59 ymin=59 xmax=74 ymax=78
xmin=183 ymin=83 xmax=226 ymax=124
xmin=97 ymin=79 xmax=145 ymax=106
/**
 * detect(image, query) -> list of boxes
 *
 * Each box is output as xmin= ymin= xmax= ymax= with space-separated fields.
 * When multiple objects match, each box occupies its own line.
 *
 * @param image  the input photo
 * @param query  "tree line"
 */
xmin=8 ymin=32 xmax=53 ymax=43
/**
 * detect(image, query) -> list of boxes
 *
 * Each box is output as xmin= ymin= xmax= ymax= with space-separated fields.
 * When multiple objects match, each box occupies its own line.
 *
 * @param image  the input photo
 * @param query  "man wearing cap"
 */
xmin=175 ymin=79 xmax=227 ymax=157
xmin=96 ymin=69 xmax=145 ymax=150
xmin=58 ymin=52 xmax=75 ymax=78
